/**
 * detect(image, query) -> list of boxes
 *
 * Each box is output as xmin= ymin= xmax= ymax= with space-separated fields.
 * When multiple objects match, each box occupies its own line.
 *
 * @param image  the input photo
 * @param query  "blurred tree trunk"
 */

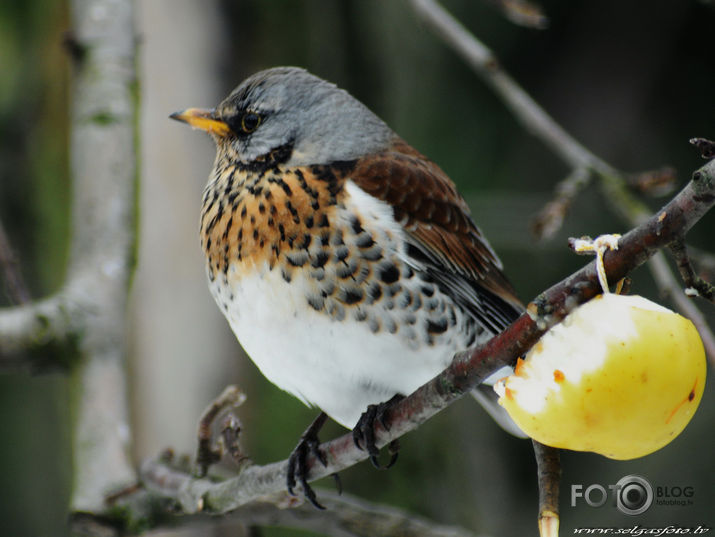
xmin=132 ymin=3 xmax=246 ymax=535
xmin=132 ymin=0 xmax=240 ymax=465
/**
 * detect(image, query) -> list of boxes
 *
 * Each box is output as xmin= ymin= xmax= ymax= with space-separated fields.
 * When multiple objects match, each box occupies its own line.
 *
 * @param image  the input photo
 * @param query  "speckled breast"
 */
xmin=200 ymin=159 xmax=479 ymax=353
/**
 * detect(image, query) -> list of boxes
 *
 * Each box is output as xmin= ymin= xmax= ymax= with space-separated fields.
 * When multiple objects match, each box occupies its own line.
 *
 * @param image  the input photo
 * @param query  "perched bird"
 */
xmin=171 ymin=66 xmax=524 ymax=506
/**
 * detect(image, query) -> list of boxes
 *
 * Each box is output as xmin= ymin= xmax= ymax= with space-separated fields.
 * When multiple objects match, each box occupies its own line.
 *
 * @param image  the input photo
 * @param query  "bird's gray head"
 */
xmin=175 ymin=67 xmax=396 ymax=168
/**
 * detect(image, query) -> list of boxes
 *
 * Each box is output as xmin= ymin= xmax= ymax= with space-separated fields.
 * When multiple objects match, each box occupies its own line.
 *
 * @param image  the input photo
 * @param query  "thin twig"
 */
xmin=626 ymin=166 xmax=677 ymax=197
xmin=531 ymin=167 xmax=591 ymax=240
xmin=669 ymin=240 xmax=715 ymax=303
xmin=533 ymin=441 xmax=560 ymax=537
xmin=484 ymin=0 xmax=549 ymax=29
xmin=690 ymin=137 xmax=715 ymax=159
xmin=196 ymin=385 xmax=247 ymax=476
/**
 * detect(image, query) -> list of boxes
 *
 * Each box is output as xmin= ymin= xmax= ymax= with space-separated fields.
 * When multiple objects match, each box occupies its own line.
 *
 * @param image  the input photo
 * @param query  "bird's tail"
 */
xmin=471 ymin=381 xmax=528 ymax=438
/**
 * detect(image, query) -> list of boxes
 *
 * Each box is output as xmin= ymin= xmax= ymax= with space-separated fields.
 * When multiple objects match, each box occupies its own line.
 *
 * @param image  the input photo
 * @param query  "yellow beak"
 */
xmin=169 ymin=107 xmax=231 ymax=137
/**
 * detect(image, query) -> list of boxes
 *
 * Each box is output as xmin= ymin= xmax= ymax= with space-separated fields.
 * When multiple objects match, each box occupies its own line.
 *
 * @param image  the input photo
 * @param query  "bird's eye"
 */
xmin=240 ymin=112 xmax=262 ymax=134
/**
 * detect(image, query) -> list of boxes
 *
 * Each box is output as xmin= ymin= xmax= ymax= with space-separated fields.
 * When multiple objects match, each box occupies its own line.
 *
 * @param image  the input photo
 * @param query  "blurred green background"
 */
xmin=0 ymin=1 xmax=713 ymax=536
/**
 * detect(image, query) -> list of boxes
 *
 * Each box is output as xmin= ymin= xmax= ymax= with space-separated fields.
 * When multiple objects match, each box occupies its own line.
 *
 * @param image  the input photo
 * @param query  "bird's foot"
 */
xmin=287 ymin=412 xmax=341 ymax=509
xmin=352 ymin=394 xmax=404 ymax=469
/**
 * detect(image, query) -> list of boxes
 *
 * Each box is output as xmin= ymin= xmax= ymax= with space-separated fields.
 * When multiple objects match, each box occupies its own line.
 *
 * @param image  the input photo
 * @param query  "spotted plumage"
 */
xmin=172 ymin=66 xmax=524 ymax=471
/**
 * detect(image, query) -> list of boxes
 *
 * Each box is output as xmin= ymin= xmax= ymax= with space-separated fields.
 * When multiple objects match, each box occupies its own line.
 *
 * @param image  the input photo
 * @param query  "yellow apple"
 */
xmin=495 ymin=294 xmax=706 ymax=459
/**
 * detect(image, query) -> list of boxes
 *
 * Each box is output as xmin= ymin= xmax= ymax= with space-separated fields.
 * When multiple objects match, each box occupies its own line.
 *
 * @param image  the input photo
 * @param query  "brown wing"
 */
xmin=351 ymin=139 xmax=522 ymax=332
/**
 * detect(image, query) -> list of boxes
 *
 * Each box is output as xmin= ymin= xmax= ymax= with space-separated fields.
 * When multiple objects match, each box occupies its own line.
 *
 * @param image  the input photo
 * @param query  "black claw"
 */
xmin=286 ymin=412 xmax=334 ymax=509
xmin=286 ymin=446 xmax=299 ymax=496
xmin=384 ymin=439 xmax=400 ymax=469
xmin=352 ymin=395 xmax=404 ymax=469
xmin=352 ymin=428 xmax=363 ymax=450
xmin=303 ymin=480 xmax=326 ymax=510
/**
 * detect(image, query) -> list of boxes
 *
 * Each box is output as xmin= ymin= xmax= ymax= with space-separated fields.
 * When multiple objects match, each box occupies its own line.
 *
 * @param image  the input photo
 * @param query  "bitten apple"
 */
xmin=495 ymin=294 xmax=706 ymax=459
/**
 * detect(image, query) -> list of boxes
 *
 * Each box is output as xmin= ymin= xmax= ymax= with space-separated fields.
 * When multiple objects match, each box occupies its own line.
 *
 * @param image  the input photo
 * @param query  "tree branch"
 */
xmin=533 ymin=441 xmax=560 ymax=537
xmin=0 ymin=0 xmax=139 ymax=516
xmin=111 ymin=480 xmax=485 ymax=537
xmin=408 ymin=0 xmax=715 ymax=363
xmin=230 ymin=490 xmax=486 ymax=537
xmin=137 ymin=160 xmax=714 ymax=519
xmin=409 ymin=0 xmax=612 ymax=174
xmin=0 ymin=291 xmax=79 ymax=360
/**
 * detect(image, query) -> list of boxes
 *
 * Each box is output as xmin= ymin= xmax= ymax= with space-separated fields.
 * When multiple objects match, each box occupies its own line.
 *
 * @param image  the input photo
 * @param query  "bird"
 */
xmin=170 ymin=66 xmax=524 ymax=507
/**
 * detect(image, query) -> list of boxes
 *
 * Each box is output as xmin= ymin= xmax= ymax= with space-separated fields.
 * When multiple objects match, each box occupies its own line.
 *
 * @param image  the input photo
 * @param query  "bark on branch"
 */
xmin=115 ymin=479 xmax=485 ymax=537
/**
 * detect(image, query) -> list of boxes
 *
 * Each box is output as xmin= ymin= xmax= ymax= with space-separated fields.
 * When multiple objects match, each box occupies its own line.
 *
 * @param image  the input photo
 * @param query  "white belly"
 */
xmin=210 ymin=264 xmax=462 ymax=428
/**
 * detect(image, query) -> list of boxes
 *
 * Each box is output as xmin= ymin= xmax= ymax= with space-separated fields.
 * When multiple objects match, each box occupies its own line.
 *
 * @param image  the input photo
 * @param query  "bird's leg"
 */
xmin=287 ymin=411 xmax=340 ymax=509
xmin=352 ymin=394 xmax=404 ymax=469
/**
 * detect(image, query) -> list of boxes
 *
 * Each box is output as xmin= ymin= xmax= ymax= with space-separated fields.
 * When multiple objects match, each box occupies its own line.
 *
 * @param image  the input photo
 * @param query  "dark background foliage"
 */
xmin=0 ymin=1 xmax=712 ymax=536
